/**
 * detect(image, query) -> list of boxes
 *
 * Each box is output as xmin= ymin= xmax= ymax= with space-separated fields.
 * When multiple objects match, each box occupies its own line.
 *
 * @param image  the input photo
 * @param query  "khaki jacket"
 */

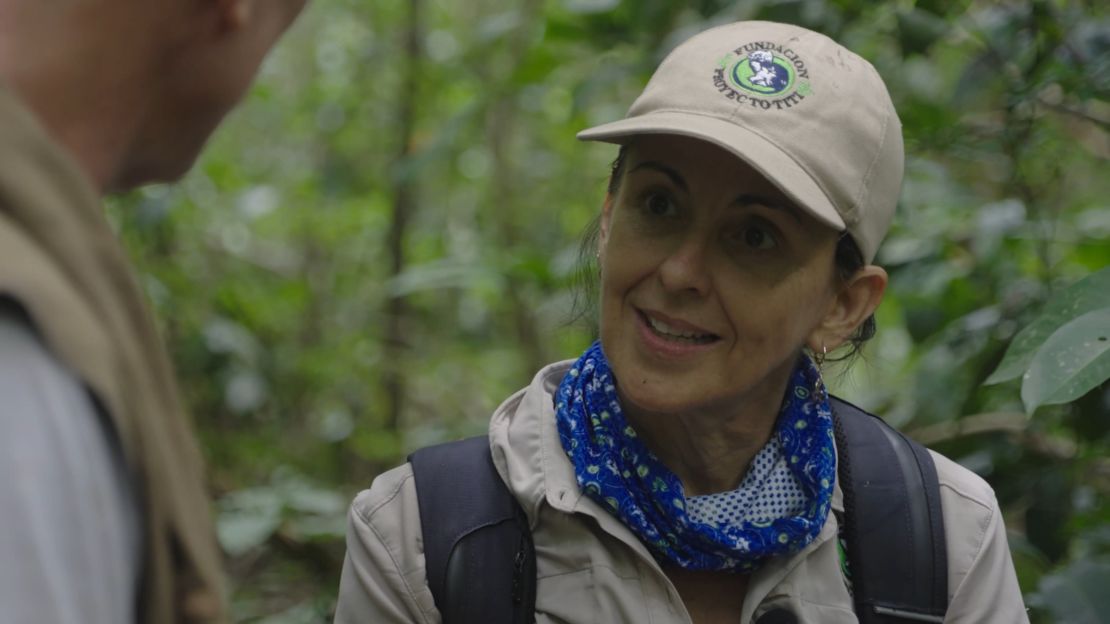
xmin=0 ymin=85 xmax=226 ymax=623
xmin=336 ymin=361 xmax=1028 ymax=623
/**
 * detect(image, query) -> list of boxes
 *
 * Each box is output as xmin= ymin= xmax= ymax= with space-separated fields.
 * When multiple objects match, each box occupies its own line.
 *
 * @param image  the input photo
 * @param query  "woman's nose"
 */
xmin=657 ymin=235 xmax=712 ymax=297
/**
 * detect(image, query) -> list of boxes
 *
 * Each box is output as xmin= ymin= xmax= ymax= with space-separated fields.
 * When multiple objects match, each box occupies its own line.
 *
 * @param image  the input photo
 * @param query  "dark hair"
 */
xmin=570 ymin=145 xmax=877 ymax=361
xmin=829 ymin=233 xmax=875 ymax=362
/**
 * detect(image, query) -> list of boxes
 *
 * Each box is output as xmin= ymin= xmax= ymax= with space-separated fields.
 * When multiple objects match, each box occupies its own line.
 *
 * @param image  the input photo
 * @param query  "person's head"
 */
xmin=576 ymin=21 xmax=901 ymax=416
xmin=0 ymin=0 xmax=308 ymax=193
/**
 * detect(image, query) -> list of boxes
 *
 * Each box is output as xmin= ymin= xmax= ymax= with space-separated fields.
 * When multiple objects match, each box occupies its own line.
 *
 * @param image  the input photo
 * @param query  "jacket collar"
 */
xmin=488 ymin=360 xmax=846 ymax=575
xmin=489 ymin=360 xmax=658 ymax=562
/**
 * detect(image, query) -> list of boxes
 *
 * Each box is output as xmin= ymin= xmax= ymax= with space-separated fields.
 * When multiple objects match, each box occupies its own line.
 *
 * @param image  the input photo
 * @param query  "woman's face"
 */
xmin=598 ymin=134 xmax=844 ymax=417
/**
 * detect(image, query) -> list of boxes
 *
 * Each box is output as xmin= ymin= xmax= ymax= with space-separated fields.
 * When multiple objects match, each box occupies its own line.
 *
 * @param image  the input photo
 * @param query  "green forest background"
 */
xmin=108 ymin=0 xmax=1109 ymax=621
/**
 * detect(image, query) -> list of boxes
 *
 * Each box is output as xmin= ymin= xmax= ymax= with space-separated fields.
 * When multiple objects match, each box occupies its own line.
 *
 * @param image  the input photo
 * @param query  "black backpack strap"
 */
xmin=408 ymin=436 xmax=536 ymax=624
xmin=831 ymin=396 xmax=948 ymax=623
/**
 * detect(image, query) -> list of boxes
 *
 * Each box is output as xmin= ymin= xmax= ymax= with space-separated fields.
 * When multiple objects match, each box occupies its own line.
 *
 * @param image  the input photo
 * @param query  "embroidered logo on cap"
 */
xmin=713 ymin=42 xmax=812 ymax=111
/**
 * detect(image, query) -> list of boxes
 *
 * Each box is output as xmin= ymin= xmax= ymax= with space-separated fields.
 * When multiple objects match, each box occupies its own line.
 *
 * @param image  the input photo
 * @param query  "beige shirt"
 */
xmin=335 ymin=361 xmax=1028 ymax=623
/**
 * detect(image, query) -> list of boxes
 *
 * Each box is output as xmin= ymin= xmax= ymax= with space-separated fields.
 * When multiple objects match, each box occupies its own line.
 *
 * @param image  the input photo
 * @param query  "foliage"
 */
xmin=108 ymin=0 xmax=1109 ymax=620
xmin=1027 ymin=557 xmax=1110 ymax=623
xmin=986 ymin=267 xmax=1110 ymax=413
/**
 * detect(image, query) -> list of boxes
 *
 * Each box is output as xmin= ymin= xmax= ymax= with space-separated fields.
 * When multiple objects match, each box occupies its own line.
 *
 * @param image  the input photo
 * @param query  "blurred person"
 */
xmin=334 ymin=21 xmax=1028 ymax=624
xmin=0 ymin=0 xmax=307 ymax=622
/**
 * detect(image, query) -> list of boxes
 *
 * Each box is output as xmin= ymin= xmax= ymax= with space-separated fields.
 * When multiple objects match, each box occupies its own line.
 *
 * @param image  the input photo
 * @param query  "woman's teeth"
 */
xmin=646 ymin=315 xmax=716 ymax=344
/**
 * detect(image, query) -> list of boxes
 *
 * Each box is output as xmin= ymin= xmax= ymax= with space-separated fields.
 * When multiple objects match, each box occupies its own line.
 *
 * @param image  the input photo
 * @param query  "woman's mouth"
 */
xmin=639 ymin=310 xmax=719 ymax=345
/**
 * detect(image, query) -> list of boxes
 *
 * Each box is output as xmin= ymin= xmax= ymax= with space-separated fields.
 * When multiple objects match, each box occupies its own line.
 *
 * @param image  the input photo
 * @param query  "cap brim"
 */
xmin=577 ymin=111 xmax=845 ymax=232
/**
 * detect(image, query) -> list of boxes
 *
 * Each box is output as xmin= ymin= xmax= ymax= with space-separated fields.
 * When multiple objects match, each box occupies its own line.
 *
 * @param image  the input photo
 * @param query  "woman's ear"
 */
xmin=213 ymin=0 xmax=251 ymax=32
xmin=809 ymin=265 xmax=887 ymax=352
xmin=599 ymin=193 xmax=615 ymax=248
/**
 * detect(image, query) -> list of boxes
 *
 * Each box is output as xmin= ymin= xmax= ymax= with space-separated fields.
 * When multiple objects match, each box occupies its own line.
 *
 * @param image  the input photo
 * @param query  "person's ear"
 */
xmin=599 ymin=193 xmax=615 ymax=248
xmin=213 ymin=0 xmax=251 ymax=32
xmin=808 ymin=265 xmax=887 ymax=353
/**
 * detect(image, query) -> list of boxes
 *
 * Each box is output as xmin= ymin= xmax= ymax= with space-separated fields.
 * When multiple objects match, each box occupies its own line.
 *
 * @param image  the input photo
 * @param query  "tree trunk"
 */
xmin=482 ymin=0 xmax=548 ymax=375
xmin=384 ymin=0 xmax=423 ymax=433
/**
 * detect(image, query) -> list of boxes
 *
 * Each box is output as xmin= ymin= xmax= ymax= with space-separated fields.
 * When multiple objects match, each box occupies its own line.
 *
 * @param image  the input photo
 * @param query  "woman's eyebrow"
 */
xmin=629 ymin=161 xmax=688 ymax=192
xmin=734 ymin=193 xmax=803 ymax=223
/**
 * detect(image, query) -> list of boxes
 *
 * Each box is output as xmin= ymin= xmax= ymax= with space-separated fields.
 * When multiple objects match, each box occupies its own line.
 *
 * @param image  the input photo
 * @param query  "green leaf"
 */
xmin=1021 ymin=307 xmax=1110 ymax=414
xmin=288 ymin=514 xmax=347 ymax=541
xmin=285 ymin=486 xmax=346 ymax=516
xmin=217 ymin=507 xmax=282 ymax=557
xmin=562 ymin=0 xmax=620 ymax=15
xmin=386 ymin=260 xmax=502 ymax=297
xmin=1030 ymin=558 xmax=1110 ymax=623
xmin=986 ymin=267 xmax=1110 ymax=385
xmin=257 ymin=602 xmax=319 ymax=624
xmin=896 ymin=8 xmax=949 ymax=56
xmin=216 ymin=487 xmax=284 ymax=556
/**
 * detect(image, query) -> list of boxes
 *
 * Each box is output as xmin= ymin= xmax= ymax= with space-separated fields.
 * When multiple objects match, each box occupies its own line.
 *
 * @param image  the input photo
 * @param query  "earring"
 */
xmin=813 ymin=343 xmax=828 ymax=402
xmin=813 ymin=343 xmax=827 ymax=369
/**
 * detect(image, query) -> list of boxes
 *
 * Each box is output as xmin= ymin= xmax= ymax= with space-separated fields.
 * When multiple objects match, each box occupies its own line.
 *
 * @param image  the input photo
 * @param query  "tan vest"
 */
xmin=0 ymin=85 xmax=227 ymax=623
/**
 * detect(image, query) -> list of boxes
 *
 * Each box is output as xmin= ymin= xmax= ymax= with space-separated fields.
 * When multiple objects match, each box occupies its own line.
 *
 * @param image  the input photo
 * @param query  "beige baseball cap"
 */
xmin=578 ymin=20 xmax=903 ymax=263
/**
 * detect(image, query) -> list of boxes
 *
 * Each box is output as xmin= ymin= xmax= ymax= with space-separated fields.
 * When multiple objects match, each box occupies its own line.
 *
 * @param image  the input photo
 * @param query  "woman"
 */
xmin=335 ymin=21 xmax=1027 ymax=623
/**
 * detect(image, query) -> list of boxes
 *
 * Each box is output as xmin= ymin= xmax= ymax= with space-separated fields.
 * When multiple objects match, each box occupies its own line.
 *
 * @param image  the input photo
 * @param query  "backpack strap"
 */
xmin=408 ymin=404 xmax=947 ymax=624
xmin=830 ymin=396 xmax=948 ymax=623
xmin=408 ymin=436 xmax=536 ymax=624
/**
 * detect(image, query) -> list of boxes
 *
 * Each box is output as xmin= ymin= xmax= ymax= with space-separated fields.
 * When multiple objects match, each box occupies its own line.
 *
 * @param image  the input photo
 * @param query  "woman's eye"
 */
xmin=740 ymin=225 xmax=777 ymax=250
xmin=644 ymin=191 xmax=677 ymax=217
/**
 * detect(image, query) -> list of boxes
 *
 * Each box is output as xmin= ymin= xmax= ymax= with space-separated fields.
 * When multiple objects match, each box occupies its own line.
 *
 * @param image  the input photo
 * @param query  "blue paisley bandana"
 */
xmin=555 ymin=341 xmax=835 ymax=573
xmin=685 ymin=437 xmax=807 ymax=528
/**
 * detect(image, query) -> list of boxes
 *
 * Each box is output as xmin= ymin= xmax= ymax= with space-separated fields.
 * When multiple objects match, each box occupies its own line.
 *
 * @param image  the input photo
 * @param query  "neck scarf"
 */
xmin=555 ymin=341 xmax=835 ymax=573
